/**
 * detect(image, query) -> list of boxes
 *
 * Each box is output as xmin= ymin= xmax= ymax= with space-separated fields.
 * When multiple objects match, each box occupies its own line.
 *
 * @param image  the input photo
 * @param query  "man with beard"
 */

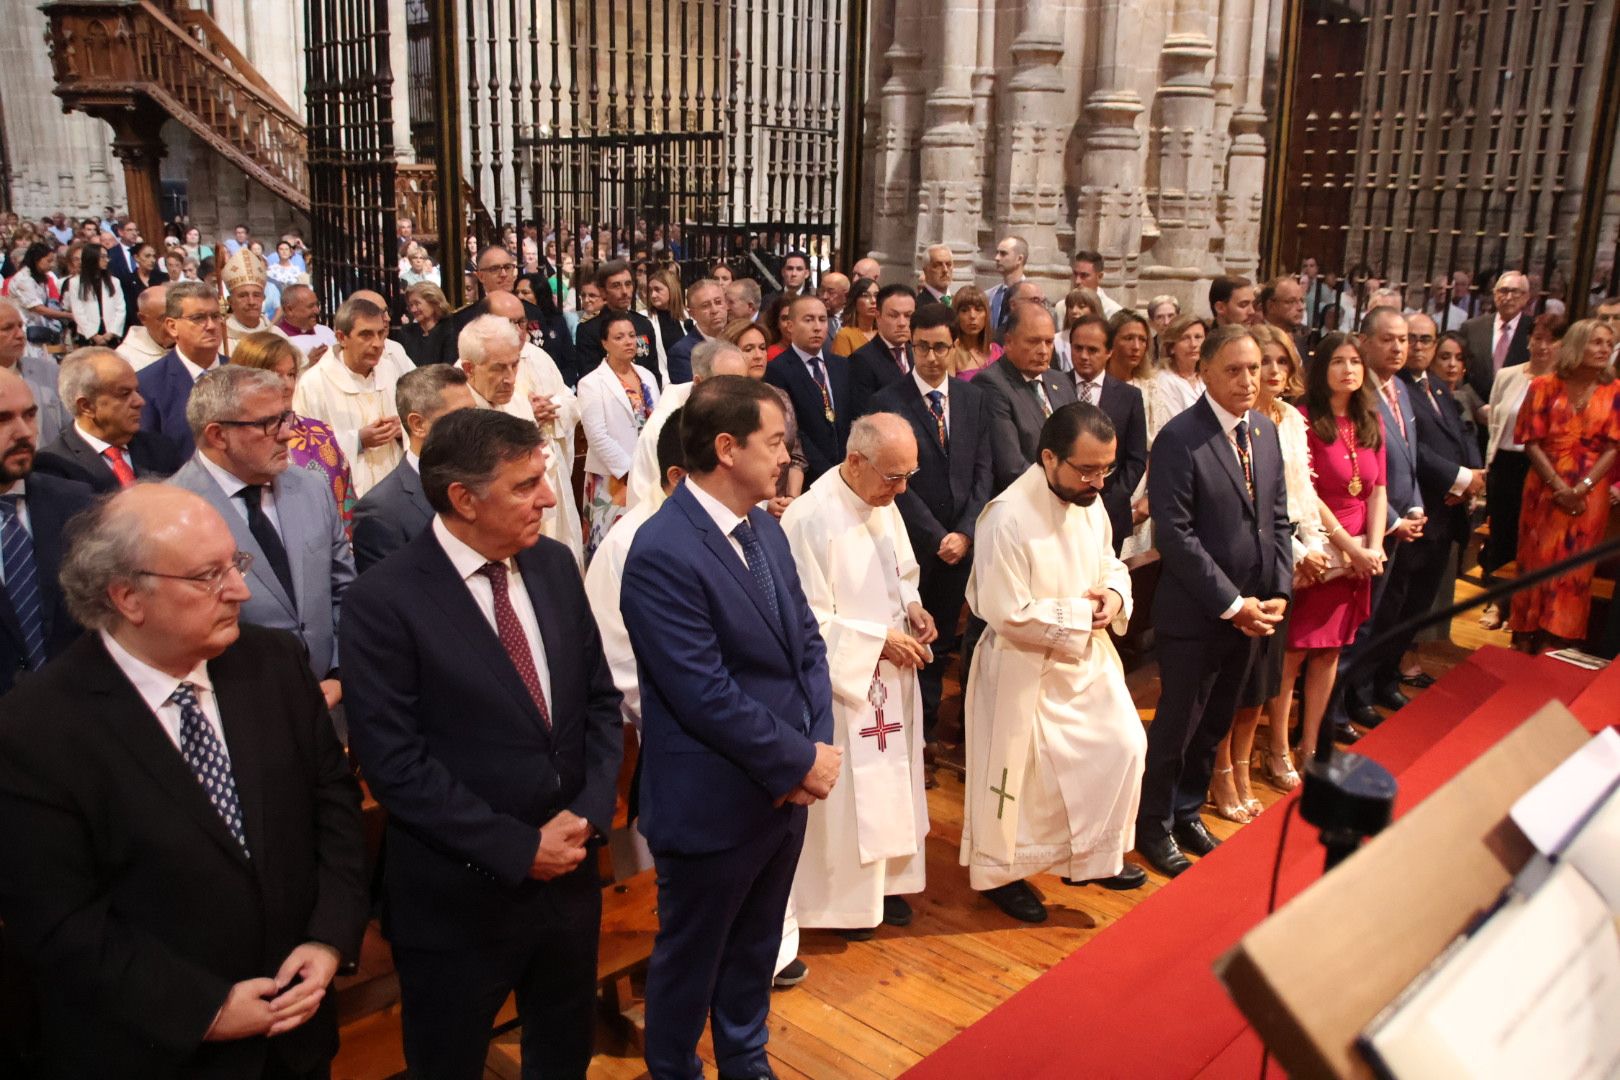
xmin=0 ymin=367 xmax=95 ymax=695
xmin=959 ymin=402 xmax=1145 ymax=923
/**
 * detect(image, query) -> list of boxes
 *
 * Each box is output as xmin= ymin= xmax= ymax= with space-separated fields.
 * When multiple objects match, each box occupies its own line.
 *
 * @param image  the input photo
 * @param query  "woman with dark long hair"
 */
xmin=64 ymin=242 xmax=126 ymax=346
xmin=1283 ymin=333 xmax=1389 ymax=758
xmin=832 ymin=277 xmax=879 ymax=358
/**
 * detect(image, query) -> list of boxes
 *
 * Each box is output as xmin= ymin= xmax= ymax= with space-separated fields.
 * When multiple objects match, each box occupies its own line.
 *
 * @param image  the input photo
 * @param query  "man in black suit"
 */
xmin=762 ymin=294 xmax=852 ymax=483
xmin=848 ymin=283 xmax=917 ymax=418
xmin=105 ymin=217 xmax=142 ymax=283
xmin=0 ymin=367 xmax=95 ymax=697
xmin=0 ymin=483 xmax=368 ymax=1078
xmin=574 ymin=258 xmax=661 ymax=383
xmin=1462 ymin=270 xmax=1531 ymax=401
xmin=352 ymin=364 xmax=476 ymax=573
xmin=664 ymin=278 xmax=730 ymax=386
xmin=871 ymin=303 xmax=992 ymax=748
xmin=1138 ymin=325 xmax=1291 ymax=878
xmin=36 ymin=347 xmax=182 ymax=493
xmin=1066 ymin=315 xmax=1147 ymax=553
xmin=972 ymin=301 xmax=1079 ymax=494
xmin=341 ymin=408 xmax=623 ymax=1080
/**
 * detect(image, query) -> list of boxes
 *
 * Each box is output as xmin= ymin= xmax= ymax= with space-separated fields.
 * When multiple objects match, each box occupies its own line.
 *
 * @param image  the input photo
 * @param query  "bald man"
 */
xmin=118 ymin=284 xmax=176 ymax=371
xmin=851 ymin=257 xmax=882 ymax=283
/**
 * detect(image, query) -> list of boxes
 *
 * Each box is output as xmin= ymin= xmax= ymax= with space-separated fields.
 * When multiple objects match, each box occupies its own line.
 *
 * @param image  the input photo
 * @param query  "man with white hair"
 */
xmin=291 ymin=296 xmax=409 ymax=497
xmin=626 ymin=339 xmax=750 ymax=511
xmin=117 ymin=283 xmax=176 ymax=371
xmin=781 ymin=412 xmax=935 ymax=938
xmin=37 ymin=347 xmax=180 ymax=492
xmin=919 ymin=245 xmax=953 ymax=306
xmin=1462 ymin=269 xmax=1532 ymax=400
xmin=819 ymin=272 xmax=852 ymax=337
xmin=724 ymin=278 xmax=762 ymax=324
xmin=459 ymin=312 xmax=584 ymax=563
xmin=0 ymin=296 xmax=69 ymax=446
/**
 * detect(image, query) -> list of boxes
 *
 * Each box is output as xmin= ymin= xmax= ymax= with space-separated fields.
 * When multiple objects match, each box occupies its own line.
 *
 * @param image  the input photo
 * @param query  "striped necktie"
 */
xmin=0 ymin=495 xmax=45 ymax=670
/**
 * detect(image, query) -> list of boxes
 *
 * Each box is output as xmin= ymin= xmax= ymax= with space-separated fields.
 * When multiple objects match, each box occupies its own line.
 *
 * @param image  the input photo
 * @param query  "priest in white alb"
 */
xmin=781 ymin=412 xmax=935 ymax=937
xmin=962 ymin=402 xmax=1148 ymax=925
xmin=459 ymin=300 xmax=585 ymax=565
xmin=290 ymin=294 xmax=409 ymax=498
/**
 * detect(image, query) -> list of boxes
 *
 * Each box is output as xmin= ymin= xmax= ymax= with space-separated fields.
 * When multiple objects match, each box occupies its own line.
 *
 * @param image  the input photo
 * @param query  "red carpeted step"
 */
xmin=1571 ymin=657 xmax=1620 ymax=733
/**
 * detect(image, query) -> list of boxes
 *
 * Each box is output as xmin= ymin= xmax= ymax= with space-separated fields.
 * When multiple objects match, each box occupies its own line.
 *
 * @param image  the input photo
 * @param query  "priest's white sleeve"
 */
xmin=971 ymin=513 xmax=1096 ymax=660
xmin=785 ymin=520 xmax=888 ymax=706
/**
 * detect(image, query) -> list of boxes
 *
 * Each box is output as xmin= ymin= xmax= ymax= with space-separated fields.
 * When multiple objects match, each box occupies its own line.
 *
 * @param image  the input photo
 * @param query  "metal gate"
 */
xmin=437 ymin=0 xmax=854 ymax=295
xmin=305 ymin=0 xmax=399 ymax=307
xmin=1264 ymin=0 xmax=1620 ymax=328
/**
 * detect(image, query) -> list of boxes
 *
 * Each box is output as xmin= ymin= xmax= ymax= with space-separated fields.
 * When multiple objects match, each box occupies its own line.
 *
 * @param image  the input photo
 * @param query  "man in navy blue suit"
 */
xmin=762 ymin=295 xmax=851 ymax=484
xmin=622 ymin=375 xmax=841 ymax=1080
xmin=1066 ymin=314 xmax=1147 ymax=553
xmin=341 ymin=408 xmax=624 ymax=1079
xmin=137 ymin=281 xmax=229 ymax=461
xmin=846 ymin=283 xmax=917 ymax=418
xmin=871 ymin=302 xmax=992 ymax=748
xmin=1138 ymin=325 xmax=1292 ymax=878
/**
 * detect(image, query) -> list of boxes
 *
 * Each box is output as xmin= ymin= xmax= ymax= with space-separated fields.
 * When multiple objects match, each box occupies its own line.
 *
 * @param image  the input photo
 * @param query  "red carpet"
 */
xmin=903 ymin=647 xmax=1600 ymax=1080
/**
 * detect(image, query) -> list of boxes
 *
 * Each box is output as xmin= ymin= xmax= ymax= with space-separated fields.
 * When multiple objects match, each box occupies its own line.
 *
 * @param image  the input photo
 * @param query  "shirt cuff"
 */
xmin=1220 ymin=594 xmax=1244 ymax=620
xmin=1448 ymin=467 xmax=1473 ymax=497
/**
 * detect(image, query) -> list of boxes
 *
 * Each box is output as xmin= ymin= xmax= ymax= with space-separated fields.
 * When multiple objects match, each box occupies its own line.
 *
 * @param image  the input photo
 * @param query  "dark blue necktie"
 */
xmin=171 ymin=682 xmax=250 ymax=857
xmin=926 ymin=390 xmax=948 ymax=453
xmin=732 ymin=519 xmax=783 ymax=633
xmin=0 ymin=495 xmax=45 ymax=670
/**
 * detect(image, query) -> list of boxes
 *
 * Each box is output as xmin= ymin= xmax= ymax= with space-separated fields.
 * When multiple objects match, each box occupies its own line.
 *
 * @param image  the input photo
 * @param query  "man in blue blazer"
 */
xmin=622 ymin=375 xmax=841 ymax=1080
xmin=342 ymin=408 xmax=624 ymax=1079
xmin=762 ymin=295 xmax=852 ymax=483
xmin=1139 ymin=326 xmax=1292 ymax=878
xmin=352 ymin=365 xmax=475 ymax=573
xmin=663 ymin=278 xmax=731 ymax=386
xmin=871 ymin=302 xmax=992 ymax=746
xmin=1336 ymin=308 xmax=1429 ymax=730
xmin=138 ymin=281 xmax=230 ymax=461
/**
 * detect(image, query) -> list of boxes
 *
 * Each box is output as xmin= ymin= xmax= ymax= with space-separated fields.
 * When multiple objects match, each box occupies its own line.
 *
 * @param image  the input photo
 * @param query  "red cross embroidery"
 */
xmin=861 ymin=665 xmax=901 ymax=751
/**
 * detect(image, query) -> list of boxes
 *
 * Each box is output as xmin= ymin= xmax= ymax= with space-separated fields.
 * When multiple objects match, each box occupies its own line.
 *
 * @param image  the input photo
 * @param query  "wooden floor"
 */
xmin=332 ymin=581 xmax=1510 ymax=1080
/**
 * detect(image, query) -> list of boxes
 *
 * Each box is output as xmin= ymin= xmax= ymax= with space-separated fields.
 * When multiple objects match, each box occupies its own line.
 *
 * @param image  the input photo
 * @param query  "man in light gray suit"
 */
xmin=352 ymin=364 xmax=476 ymax=573
xmin=168 ymin=366 xmax=354 ymax=711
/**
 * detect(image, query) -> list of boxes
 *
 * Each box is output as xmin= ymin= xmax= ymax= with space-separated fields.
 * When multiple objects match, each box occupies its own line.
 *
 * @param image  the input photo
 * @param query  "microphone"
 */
xmin=1303 ymin=534 xmax=1620 ymax=872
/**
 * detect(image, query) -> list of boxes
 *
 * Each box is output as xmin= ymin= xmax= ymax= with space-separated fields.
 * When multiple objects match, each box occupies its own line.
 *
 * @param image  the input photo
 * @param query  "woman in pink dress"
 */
xmin=1285 ymin=334 xmax=1389 ymax=758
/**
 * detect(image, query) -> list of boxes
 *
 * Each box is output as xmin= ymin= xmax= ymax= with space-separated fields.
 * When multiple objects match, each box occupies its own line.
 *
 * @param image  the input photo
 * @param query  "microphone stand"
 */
xmin=1303 ymin=534 xmax=1620 ymax=872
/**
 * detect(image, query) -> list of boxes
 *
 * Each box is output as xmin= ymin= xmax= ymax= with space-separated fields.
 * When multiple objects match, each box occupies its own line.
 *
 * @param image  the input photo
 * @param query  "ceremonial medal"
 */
xmin=1348 ymin=477 xmax=1363 ymax=497
xmin=1340 ymin=415 xmax=1364 ymax=499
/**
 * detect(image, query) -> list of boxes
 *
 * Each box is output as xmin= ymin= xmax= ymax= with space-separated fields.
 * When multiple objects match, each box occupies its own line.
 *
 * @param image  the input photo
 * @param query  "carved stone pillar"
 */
xmin=106 ymin=104 xmax=168 ymax=247
xmin=915 ymin=0 xmax=981 ymax=288
xmin=993 ymin=0 xmax=1068 ymax=297
xmin=1074 ymin=0 xmax=1146 ymax=306
xmin=1145 ymin=0 xmax=1219 ymax=308
xmin=969 ymin=0 xmax=998 ymax=270
xmin=867 ymin=1 xmax=925 ymax=281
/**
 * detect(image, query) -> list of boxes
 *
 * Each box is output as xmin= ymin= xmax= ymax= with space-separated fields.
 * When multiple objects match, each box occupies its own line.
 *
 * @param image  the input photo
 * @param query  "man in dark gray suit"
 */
xmin=1461 ymin=270 xmax=1531 ymax=401
xmin=35 ymin=347 xmax=181 ymax=493
xmin=1138 ymin=325 xmax=1292 ymax=878
xmin=972 ymin=301 xmax=1079 ymax=494
xmin=167 ymin=366 xmax=354 ymax=712
xmin=352 ymin=365 xmax=476 ymax=573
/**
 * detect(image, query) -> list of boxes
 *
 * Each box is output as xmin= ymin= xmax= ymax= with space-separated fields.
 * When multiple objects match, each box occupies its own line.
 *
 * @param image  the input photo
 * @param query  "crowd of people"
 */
xmin=0 ymin=204 xmax=1618 ymax=1080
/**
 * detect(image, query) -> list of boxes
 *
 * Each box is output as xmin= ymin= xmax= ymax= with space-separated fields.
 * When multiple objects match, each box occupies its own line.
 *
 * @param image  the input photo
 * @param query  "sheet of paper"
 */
xmin=1511 ymin=727 xmax=1620 ymax=854
xmin=1363 ymin=863 xmax=1620 ymax=1080
xmin=1564 ymin=789 xmax=1620 ymax=913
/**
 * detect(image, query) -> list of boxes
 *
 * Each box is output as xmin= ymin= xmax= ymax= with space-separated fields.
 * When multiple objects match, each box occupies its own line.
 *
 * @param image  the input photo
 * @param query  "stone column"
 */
xmin=867 ymin=0 xmax=925 ymax=280
xmin=1074 ymin=0 xmax=1146 ymax=306
xmin=106 ymin=105 xmax=168 ymax=248
xmin=969 ymin=0 xmax=998 ymax=273
xmin=914 ymin=0 xmax=981 ymax=288
xmin=993 ymin=0 xmax=1069 ymax=298
xmin=1218 ymin=0 xmax=1267 ymax=279
xmin=1145 ymin=0 xmax=1219 ymax=310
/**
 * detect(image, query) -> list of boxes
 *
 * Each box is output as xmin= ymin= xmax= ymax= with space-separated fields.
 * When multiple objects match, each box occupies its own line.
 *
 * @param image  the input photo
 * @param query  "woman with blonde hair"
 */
xmin=725 ymin=318 xmax=808 ymax=508
xmin=950 ymin=284 xmax=999 ymax=380
xmin=645 ymin=266 xmax=686 ymax=371
xmin=230 ymin=331 xmax=358 ymax=530
xmin=398 ymin=281 xmax=455 ymax=365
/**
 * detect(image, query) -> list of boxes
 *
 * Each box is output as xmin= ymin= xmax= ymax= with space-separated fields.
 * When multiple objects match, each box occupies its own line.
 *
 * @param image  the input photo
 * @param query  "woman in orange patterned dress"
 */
xmin=1510 ymin=318 xmax=1620 ymax=651
xmin=230 ymin=331 xmax=358 ymax=534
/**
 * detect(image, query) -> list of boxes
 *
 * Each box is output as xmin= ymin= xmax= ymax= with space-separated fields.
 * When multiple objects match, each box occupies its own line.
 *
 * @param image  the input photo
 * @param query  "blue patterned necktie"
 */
xmin=732 ymin=520 xmax=783 ymax=633
xmin=926 ymin=390 xmax=948 ymax=453
xmin=170 ymin=682 xmax=250 ymax=857
xmin=0 ymin=495 xmax=45 ymax=670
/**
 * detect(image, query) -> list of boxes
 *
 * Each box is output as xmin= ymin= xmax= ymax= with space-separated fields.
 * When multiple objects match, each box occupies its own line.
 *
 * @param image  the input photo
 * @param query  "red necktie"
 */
xmin=477 ymin=562 xmax=552 ymax=730
xmin=102 ymin=447 xmax=136 ymax=487
xmin=891 ymin=344 xmax=908 ymax=374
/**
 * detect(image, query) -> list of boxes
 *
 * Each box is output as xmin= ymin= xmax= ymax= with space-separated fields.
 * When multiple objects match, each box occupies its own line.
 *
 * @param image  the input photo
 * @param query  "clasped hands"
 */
xmin=1233 ymin=596 xmax=1288 ymax=638
xmin=776 ymin=741 xmax=844 ymax=808
xmin=203 ymin=941 xmax=341 ymax=1043
xmin=880 ymin=602 xmax=939 ymax=669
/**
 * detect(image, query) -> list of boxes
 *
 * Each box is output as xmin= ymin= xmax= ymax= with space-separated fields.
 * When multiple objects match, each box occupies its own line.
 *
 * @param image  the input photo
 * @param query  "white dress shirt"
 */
xmin=1073 ymin=371 xmax=1106 ymax=405
xmin=685 ymin=476 xmax=749 ymax=567
xmin=912 ymin=370 xmax=950 ymax=437
xmin=431 ymin=517 xmax=552 ymax=705
xmin=76 ymin=421 xmax=133 ymax=477
xmin=177 ymin=351 xmax=221 ymax=384
xmin=101 ymin=630 xmax=230 ymax=755
xmin=197 ymin=452 xmax=284 ymax=536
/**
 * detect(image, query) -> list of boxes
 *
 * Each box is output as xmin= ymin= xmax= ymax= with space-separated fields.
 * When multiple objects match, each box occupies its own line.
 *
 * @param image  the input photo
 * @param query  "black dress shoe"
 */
xmin=1370 ymin=683 xmax=1410 ymax=712
xmin=883 ymin=894 xmax=913 ymax=926
xmin=772 ymin=957 xmax=808 ymax=989
xmin=840 ymin=926 xmax=876 ymax=941
xmin=1349 ymin=701 xmax=1384 ymax=729
xmin=980 ymin=880 xmax=1048 ymax=923
xmin=1333 ymin=722 xmax=1363 ymax=745
xmin=1172 ymin=819 xmax=1221 ymax=857
xmin=1400 ymin=671 xmax=1436 ymax=689
xmin=1063 ymin=863 xmax=1148 ymax=890
xmin=1137 ymin=834 xmax=1192 ymax=878
xmin=720 ymin=1071 xmax=779 ymax=1080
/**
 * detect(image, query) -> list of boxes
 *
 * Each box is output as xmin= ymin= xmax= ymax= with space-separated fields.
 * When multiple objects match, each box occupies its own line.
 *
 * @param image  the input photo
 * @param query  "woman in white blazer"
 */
xmin=64 ymin=244 xmax=126 ymax=346
xmin=577 ymin=309 xmax=659 ymax=562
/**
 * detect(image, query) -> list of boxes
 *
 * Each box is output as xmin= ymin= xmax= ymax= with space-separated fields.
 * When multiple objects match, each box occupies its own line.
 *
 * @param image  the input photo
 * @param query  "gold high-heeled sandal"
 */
xmin=1208 ymin=766 xmax=1252 ymax=824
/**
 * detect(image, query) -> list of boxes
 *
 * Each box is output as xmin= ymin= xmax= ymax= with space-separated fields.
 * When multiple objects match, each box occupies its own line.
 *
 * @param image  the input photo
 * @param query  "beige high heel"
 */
xmin=1233 ymin=758 xmax=1264 ymax=818
xmin=1208 ymin=767 xmax=1252 ymax=824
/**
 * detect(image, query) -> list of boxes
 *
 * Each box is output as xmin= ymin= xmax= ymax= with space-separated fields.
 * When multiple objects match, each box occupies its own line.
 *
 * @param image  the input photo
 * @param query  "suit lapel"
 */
xmin=273 ymin=475 xmax=312 ymax=615
xmin=1201 ymin=400 xmax=1254 ymax=511
xmin=516 ymin=547 xmax=568 ymax=734
xmin=66 ymin=428 xmax=117 ymax=487
xmin=211 ymin=657 xmax=266 ymax=870
xmin=398 ymin=465 xmax=434 ymax=531
xmin=189 ymin=463 xmax=299 ymax=618
xmin=674 ymin=486 xmax=791 ymax=653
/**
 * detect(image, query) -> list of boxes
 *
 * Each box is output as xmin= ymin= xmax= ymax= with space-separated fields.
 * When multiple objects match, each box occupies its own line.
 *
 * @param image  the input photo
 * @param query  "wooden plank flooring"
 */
xmin=332 ymin=581 xmax=1511 ymax=1080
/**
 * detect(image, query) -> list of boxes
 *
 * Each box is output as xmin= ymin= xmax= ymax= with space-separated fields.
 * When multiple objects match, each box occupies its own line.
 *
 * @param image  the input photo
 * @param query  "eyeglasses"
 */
xmin=176 ymin=312 xmax=226 ymax=326
xmin=216 ymin=409 xmax=297 ymax=437
xmin=137 ymin=550 xmax=254 ymax=597
xmin=878 ymin=467 xmax=921 ymax=484
xmin=913 ymin=342 xmax=955 ymax=358
xmin=477 ymin=262 xmax=518 ymax=275
xmin=1061 ymin=458 xmax=1116 ymax=483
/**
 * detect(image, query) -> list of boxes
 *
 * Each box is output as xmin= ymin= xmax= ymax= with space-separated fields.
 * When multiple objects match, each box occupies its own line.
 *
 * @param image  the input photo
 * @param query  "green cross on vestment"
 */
xmin=991 ymin=767 xmax=1016 ymax=820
